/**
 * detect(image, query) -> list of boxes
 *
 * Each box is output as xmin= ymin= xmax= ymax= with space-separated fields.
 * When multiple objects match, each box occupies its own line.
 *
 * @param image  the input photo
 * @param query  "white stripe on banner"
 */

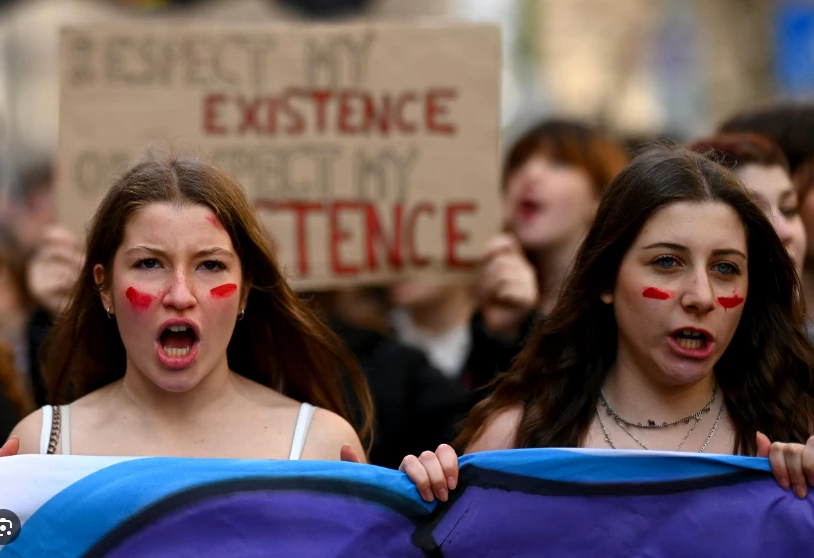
xmin=0 ymin=455 xmax=138 ymax=525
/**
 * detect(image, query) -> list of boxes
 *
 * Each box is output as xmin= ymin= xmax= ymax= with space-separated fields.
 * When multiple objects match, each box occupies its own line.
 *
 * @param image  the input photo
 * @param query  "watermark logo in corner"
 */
xmin=0 ymin=509 xmax=20 ymax=545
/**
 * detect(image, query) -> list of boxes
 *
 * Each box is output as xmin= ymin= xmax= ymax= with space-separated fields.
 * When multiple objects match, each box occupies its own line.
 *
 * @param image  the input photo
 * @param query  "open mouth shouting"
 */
xmin=517 ymin=199 xmax=544 ymax=222
xmin=156 ymin=319 xmax=200 ymax=369
xmin=668 ymin=327 xmax=715 ymax=360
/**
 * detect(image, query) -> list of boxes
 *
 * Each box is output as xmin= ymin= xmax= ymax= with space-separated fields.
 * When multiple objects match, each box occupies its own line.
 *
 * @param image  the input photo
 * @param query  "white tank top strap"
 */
xmin=39 ymin=405 xmax=53 ymax=455
xmin=61 ymin=405 xmax=72 ymax=455
xmin=288 ymin=402 xmax=316 ymax=460
xmin=38 ymin=404 xmax=72 ymax=455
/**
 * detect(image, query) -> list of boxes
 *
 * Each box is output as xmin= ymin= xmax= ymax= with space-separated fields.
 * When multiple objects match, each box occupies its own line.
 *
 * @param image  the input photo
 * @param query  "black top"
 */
xmin=0 ymin=390 xmax=20 ymax=441
xmin=460 ymin=310 xmax=540 ymax=411
xmin=26 ymin=306 xmax=52 ymax=407
xmin=330 ymin=317 xmax=466 ymax=469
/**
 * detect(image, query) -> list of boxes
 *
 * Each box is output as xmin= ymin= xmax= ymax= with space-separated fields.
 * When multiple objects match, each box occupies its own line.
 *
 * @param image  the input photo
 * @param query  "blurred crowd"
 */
xmin=0 ymin=0 xmax=813 ymax=470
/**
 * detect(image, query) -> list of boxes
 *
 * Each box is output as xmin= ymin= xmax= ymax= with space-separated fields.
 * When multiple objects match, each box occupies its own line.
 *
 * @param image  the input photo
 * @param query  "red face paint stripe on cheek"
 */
xmin=210 ymin=283 xmax=238 ymax=299
xmin=125 ymin=287 xmax=154 ymax=310
xmin=642 ymin=287 xmax=672 ymax=300
xmin=718 ymin=295 xmax=744 ymax=309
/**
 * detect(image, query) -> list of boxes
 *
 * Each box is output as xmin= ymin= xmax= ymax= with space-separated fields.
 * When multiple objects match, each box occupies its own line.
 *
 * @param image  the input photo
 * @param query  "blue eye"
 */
xmin=199 ymin=260 xmax=226 ymax=272
xmin=713 ymin=261 xmax=740 ymax=275
xmin=652 ymin=255 xmax=678 ymax=269
xmin=135 ymin=258 xmax=160 ymax=270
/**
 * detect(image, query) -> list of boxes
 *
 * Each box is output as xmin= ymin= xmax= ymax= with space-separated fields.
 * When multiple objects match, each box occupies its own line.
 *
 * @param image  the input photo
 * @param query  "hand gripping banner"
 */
xmin=0 ymin=449 xmax=810 ymax=557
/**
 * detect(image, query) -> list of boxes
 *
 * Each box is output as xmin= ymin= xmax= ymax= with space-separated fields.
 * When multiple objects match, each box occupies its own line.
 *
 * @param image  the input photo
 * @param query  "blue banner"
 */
xmin=0 ymin=449 xmax=810 ymax=556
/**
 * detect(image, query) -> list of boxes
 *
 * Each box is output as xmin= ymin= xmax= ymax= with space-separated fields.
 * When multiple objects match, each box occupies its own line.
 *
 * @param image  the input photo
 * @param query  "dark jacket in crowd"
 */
xmin=0 ymin=391 xmax=20 ymax=441
xmin=460 ymin=310 xmax=539 ymax=412
xmin=331 ymin=317 xmax=466 ymax=469
xmin=26 ymin=307 xmax=52 ymax=407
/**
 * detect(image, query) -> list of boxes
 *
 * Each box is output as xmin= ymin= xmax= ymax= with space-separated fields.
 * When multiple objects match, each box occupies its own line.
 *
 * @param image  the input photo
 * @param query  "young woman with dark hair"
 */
xmin=2 ymin=154 xmax=373 ymax=461
xmin=400 ymin=147 xmax=814 ymax=502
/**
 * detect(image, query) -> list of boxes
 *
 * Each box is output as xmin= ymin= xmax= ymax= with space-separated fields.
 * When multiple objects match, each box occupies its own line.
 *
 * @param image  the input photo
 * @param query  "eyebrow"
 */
xmin=641 ymin=242 xmax=747 ymax=259
xmin=125 ymin=246 xmax=235 ymax=258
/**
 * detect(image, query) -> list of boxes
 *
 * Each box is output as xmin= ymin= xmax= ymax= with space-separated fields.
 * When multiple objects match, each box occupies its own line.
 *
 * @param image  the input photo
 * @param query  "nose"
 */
xmin=680 ymin=268 xmax=716 ymax=315
xmin=162 ymin=270 xmax=197 ymax=311
xmin=772 ymin=211 xmax=793 ymax=246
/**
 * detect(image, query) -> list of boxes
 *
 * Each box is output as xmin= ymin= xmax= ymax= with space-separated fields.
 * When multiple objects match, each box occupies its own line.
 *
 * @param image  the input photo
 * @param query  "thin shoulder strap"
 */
xmin=39 ymin=405 xmax=53 ymax=455
xmin=61 ymin=405 xmax=72 ymax=455
xmin=289 ymin=403 xmax=316 ymax=460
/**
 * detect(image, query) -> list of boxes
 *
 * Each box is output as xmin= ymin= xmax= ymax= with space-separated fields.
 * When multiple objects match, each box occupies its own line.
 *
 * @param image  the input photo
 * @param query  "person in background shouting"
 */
xmin=463 ymin=120 xmax=630 ymax=409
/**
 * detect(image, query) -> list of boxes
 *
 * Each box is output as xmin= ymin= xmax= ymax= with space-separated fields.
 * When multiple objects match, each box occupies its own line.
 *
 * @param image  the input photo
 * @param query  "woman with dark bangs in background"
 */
xmin=463 ymin=119 xmax=630 ymax=409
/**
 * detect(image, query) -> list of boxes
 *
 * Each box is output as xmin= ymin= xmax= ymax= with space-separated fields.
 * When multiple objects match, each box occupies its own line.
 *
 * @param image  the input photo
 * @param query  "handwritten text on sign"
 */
xmin=58 ymin=24 xmax=501 ymax=288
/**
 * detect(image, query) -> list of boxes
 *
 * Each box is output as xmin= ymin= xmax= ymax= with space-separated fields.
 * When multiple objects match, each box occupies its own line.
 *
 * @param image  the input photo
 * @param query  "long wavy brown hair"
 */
xmin=44 ymin=154 xmax=374 ymax=446
xmin=457 ymin=146 xmax=814 ymax=456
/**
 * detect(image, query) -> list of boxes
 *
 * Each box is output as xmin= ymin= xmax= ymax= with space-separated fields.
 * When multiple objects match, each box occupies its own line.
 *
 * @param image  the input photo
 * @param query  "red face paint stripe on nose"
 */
xmin=718 ymin=295 xmax=744 ymax=309
xmin=126 ymin=287 xmax=154 ymax=310
xmin=642 ymin=287 xmax=672 ymax=300
xmin=210 ymin=283 xmax=238 ymax=299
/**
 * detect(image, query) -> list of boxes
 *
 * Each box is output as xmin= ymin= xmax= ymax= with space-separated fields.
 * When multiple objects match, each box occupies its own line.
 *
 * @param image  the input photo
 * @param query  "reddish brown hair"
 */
xmin=45 ymin=154 xmax=374 ymax=446
xmin=503 ymin=120 xmax=630 ymax=193
xmin=719 ymin=103 xmax=814 ymax=196
xmin=688 ymin=133 xmax=789 ymax=173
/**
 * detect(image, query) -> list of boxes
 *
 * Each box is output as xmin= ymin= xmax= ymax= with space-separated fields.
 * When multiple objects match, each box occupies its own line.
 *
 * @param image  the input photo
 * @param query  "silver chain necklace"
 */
xmin=597 ymin=400 xmax=725 ymax=453
xmin=599 ymin=383 xmax=718 ymax=429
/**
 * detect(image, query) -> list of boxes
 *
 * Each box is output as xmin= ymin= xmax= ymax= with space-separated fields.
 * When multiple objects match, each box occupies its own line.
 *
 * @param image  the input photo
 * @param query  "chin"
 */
xmin=513 ymin=223 xmax=571 ymax=252
xmin=148 ymin=368 xmax=206 ymax=393
xmin=657 ymin=358 xmax=716 ymax=387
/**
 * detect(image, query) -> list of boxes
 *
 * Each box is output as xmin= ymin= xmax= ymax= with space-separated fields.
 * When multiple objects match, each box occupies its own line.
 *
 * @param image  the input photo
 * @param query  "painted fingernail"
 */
xmin=795 ymin=487 xmax=807 ymax=499
xmin=422 ymin=489 xmax=434 ymax=502
xmin=448 ymin=476 xmax=457 ymax=490
xmin=438 ymin=488 xmax=448 ymax=502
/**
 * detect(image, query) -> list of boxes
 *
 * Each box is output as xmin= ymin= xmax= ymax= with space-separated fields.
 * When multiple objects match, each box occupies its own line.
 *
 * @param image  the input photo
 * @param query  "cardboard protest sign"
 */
xmin=57 ymin=23 xmax=501 ymax=289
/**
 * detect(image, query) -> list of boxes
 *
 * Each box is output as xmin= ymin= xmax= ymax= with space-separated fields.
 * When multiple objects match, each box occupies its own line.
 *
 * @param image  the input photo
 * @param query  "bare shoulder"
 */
xmin=232 ymin=374 xmax=301 ymax=409
xmin=465 ymin=404 xmax=524 ymax=454
xmin=299 ymin=408 xmax=365 ymax=463
xmin=9 ymin=407 xmax=46 ymax=454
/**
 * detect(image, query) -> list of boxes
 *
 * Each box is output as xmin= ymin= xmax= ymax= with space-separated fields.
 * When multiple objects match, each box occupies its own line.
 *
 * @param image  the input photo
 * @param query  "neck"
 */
xmin=802 ymin=260 xmax=814 ymax=322
xmin=533 ymin=234 xmax=585 ymax=316
xmin=407 ymin=286 xmax=475 ymax=334
xmin=116 ymin=356 xmax=239 ymax=425
xmin=602 ymin=360 xmax=717 ymax=425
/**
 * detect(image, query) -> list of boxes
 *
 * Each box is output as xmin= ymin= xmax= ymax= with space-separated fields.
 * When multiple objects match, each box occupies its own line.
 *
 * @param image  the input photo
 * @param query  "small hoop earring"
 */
xmin=237 ymin=309 xmax=245 ymax=321
xmin=106 ymin=306 xmax=114 ymax=319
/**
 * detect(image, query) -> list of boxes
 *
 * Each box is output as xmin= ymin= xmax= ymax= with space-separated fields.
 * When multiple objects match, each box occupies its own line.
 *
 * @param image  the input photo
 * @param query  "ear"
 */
xmin=600 ymin=291 xmax=613 ymax=305
xmin=93 ymin=264 xmax=114 ymax=315
xmin=240 ymin=277 xmax=253 ymax=312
